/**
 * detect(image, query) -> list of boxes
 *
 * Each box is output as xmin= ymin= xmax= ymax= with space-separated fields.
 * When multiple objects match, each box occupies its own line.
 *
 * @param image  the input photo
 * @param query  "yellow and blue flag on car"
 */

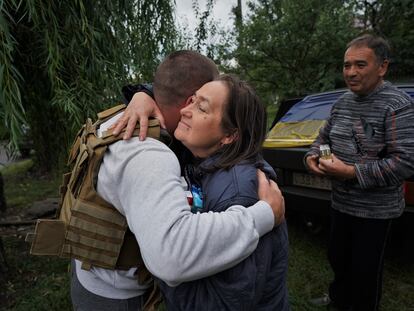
xmin=264 ymin=90 xmax=344 ymax=148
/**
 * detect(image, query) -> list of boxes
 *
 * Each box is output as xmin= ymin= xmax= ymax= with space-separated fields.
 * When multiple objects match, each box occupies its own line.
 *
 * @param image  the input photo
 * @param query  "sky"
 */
xmin=175 ymin=0 xmax=250 ymax=33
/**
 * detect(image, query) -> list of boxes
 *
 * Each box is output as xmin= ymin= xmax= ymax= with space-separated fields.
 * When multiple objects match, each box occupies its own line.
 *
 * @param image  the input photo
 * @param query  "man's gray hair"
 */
xmin=347 ymin=34 xmax=391 ymax=64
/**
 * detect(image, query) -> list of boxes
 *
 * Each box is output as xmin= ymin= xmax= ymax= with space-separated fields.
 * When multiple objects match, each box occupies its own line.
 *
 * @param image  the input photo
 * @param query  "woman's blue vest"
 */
xmin=159 ymin=157 xmax=290 ymax=311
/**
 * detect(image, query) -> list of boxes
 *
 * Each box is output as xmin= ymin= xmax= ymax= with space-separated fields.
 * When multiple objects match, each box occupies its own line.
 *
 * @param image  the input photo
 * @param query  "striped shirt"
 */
xmin=306 ymin=82 xmax=414 ymax=218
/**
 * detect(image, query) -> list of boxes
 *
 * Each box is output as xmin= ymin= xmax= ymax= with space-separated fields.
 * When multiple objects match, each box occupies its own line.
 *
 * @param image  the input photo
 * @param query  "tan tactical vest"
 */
xmin=26 ymin=104 xmax=161 ymax=275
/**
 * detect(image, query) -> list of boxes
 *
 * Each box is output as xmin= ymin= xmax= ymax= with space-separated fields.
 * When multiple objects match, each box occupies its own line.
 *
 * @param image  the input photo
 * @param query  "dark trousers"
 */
xmin=328 ymin=209 xmax=392 ymax=311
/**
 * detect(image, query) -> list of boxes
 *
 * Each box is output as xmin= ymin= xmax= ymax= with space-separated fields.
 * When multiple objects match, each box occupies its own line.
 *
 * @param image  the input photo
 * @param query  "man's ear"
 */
xmin=221 ymin=130 xmax=239 ymax=146
xmin=379 ymin=59 xmax=389 ymax=77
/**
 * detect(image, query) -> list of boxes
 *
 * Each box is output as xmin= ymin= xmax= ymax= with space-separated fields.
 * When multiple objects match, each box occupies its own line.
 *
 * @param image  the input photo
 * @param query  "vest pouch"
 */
xmin=27 ymin=219 xmax=66 ymax=256
xmin=58 ymin=146 xmax=89 ymax=225
xmin=62 ymin=197 xmax=128 ymax=269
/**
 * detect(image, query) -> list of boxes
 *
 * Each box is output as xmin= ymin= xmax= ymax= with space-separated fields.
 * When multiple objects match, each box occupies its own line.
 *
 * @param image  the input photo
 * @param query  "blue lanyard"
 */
xmin=184 ymin=165 xmax=204 ymax=213
xmin=190 ymin=184 xmax=203 ymax=213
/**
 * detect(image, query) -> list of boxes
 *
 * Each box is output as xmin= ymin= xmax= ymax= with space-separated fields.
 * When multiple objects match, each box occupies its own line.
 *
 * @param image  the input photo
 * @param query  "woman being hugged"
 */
xmin=161 ymin=74 xmax=290 ymax=311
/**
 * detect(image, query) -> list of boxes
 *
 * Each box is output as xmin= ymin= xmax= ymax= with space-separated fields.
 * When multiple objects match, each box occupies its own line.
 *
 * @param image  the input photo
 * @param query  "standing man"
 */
xmin=305 ymin=34 xmax=414 ymax=311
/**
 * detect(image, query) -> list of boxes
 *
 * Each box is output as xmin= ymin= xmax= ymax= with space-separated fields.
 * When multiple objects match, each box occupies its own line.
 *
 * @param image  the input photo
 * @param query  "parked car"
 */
xmin=263 ymin=85 xmax=414 ymax=228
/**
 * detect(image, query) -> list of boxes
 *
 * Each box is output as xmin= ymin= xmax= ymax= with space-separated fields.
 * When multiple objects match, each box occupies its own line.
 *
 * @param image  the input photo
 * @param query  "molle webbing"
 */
xmin=28 ymin=104 xmax=160 ymax=273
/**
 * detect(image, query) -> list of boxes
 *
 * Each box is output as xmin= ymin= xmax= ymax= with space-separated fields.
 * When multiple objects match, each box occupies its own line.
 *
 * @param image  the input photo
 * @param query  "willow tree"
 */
xmin=0 ymin=0 xmax=178 ymax=172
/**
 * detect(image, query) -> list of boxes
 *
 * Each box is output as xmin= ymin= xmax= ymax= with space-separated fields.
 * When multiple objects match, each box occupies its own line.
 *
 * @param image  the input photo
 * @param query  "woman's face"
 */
xmin=174 ymin=81 xmax=234 ymax=158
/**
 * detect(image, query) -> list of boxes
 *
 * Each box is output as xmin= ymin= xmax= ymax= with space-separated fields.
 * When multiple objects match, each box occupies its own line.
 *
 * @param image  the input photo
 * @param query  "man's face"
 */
xmin=155 ymin=95 xmax=186 ymax=135
xmin=343 ymin=46 xmax=388 ymax=96
xmin=162 ymin=105 xmax=183 ymax=135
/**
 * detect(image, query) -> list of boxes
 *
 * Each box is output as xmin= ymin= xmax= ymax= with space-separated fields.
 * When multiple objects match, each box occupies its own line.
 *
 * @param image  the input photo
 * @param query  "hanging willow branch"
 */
xmin=0 ymin=0 xmax=178 ymax=172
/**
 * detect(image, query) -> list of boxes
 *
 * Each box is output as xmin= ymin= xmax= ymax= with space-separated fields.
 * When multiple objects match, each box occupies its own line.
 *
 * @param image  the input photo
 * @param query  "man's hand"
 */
xmin=257 ymin=170 xmax=285 ymax=226
xmin=305 ymin=154 xmax=326 ymax=176
xmin=112 ymin=92 xmax=166 ymax=140
xmin=318 ymin=153 xmax=356 ymax=180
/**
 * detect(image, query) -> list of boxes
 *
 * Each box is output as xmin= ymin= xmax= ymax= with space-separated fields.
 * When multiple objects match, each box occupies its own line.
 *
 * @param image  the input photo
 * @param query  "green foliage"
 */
xmin=229 ymin=0 xmax=357 ymax=101
xmin=192 ymin=0 xmax=218 ymax=57
xmin=350 ymin=0 xmax=414 ymax=81
xmin=215 ymin=0 xmax=414 ymax=106
xmin=0 ymin=0 xmax=178 ymax=172
xmin=1 ymin=0 xmax=413 ymax=173
xmin=174 ymin=0 xmax=220 ymax=60
xmin=0 ymin=1 xmax=26 ymax=149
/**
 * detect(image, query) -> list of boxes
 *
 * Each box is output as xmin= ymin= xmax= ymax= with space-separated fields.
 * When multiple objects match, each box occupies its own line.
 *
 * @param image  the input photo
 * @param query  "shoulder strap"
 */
xmin=93 ymin=104 xmax=161 ymax=146
xmin=97 ymin=104 xmax=126 ymax=120
xmin=67 ymin=104 xmax=161 ymax=166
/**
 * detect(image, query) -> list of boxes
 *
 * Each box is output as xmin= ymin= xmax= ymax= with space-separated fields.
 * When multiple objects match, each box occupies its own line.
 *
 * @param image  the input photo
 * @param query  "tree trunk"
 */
xmin=0 ymin=173 xmax=6 ymax=213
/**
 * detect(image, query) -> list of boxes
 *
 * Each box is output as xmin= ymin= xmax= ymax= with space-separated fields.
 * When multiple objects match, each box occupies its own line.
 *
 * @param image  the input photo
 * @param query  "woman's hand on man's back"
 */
xmin=257 ymin=170 xmax=285 ymax=226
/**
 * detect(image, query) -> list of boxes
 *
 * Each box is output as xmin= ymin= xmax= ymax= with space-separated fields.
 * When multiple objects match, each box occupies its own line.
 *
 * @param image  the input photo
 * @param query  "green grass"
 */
xmin=1 ymin=161 xmax=413 ymax=310
xmin=287 ymin=220 xmax=332 ymax=310
xmin=1 ymin=160 xmax=66 ymax=310
xmin=0 ymin=159 xmax=34 ymax=178
xmin=1 ymin=160 xmax=61 ymax=212
xmin=2 ymin=237 xmax=71 ymax=310
xmin=287 ymin=217 xmax=414 ymax=310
